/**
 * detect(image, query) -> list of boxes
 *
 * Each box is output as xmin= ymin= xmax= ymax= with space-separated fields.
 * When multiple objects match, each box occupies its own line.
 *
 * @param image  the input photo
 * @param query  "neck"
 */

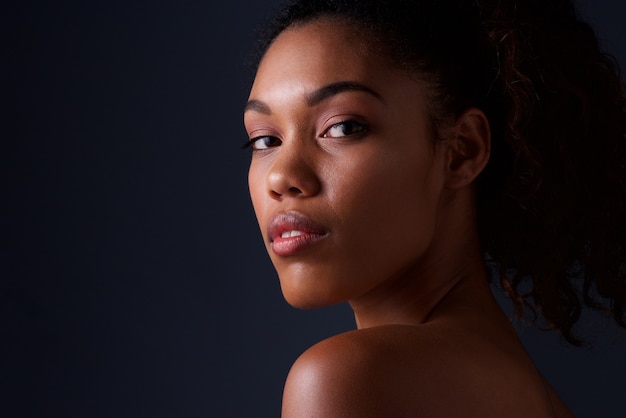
xmin=349 ymin=188 xmax=491 ymax=329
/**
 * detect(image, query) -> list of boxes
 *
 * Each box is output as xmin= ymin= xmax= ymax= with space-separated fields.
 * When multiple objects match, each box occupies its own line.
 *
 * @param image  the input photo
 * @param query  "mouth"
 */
xmin=268 ymin=211 xmax=329 ymax=256
xmin=280 ymin=230 xmax=305 ymax=238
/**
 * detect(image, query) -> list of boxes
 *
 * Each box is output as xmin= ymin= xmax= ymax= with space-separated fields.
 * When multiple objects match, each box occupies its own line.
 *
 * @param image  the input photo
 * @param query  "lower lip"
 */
xmin=270 ymin=233 xmax=327 ymax=256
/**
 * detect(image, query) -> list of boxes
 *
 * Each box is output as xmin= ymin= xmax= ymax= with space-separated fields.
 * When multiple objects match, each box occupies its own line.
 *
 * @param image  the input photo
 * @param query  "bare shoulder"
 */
xmin=282 ymin=324 xmax=573 ymax=418
xmin=282 ymin=325 xmax=425 ymax=418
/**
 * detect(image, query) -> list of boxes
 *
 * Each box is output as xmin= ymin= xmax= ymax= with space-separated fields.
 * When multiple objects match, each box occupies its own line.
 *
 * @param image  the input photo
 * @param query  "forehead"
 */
xmin=250 ymin=20 xmax=393 ymax=97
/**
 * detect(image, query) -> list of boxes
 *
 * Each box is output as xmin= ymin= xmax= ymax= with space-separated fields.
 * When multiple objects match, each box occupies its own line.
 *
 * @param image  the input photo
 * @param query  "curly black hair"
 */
xmin=252 ymin=0 xmax=626 ymax=345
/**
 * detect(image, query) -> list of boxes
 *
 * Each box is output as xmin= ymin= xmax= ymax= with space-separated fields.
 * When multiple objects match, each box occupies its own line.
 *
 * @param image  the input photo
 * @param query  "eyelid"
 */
xmin=242 ymin=124 xmax=281 ymax=149
xmin=321 ymin=119 xmax=369 ymax=138
xmin=242 ymin=135 xmax=282 ymax=151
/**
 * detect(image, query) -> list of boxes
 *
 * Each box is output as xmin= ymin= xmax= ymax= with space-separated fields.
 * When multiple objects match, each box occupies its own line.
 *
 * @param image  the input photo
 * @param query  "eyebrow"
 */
xmin=243 ymin=81 xmax=383 ymax=115
xmin=243 ymin=99 xmax=271 ymax=115
xmin=305 ymin=81 xmax=383 ymax=106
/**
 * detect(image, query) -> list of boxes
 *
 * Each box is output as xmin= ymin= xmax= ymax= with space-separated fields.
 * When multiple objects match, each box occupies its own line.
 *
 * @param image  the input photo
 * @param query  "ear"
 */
xmin=442 ymin=108 xmax=491 ymax=189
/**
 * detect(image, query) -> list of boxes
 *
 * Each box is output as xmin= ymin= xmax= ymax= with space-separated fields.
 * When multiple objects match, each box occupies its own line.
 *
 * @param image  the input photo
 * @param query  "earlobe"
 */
xmin=444 ymin=108 xmax=491 ymax=189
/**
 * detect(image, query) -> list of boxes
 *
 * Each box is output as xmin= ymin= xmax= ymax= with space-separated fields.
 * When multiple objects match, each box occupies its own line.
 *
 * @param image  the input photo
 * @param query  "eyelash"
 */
xmin=242 ymin=120 xmax=368 ymax=151
xmin=322 ymin=120 xmax=368 ymax=138
xmin=241 ymin=136 xmax=281 ymax=150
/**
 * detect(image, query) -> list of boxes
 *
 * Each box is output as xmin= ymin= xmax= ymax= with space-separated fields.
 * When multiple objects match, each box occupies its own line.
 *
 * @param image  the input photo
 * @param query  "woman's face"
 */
xmin=244 ymin=20 xmax=450 ymax=309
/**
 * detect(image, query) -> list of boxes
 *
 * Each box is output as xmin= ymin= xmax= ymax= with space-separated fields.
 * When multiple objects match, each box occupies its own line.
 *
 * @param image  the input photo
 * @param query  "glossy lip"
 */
xmin=267 ymin=211 xmax=329 ymax=256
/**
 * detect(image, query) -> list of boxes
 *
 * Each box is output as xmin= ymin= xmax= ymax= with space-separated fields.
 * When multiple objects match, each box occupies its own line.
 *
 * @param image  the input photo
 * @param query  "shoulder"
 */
xmin=281 ymin=325 xmax=463 ymax=417
xmin=281 ymin=324 xmax=563 ymax=418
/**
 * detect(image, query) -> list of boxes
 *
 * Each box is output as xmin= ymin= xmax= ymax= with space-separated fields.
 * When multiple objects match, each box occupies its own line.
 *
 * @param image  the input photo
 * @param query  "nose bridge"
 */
xmin=267 ymin=135 xmax=321 ymax=199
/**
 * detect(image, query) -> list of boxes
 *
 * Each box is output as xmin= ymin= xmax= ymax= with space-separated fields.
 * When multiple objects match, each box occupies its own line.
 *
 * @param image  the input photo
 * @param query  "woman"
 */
xmin=243 ymin=0 xmax=626 ymax=416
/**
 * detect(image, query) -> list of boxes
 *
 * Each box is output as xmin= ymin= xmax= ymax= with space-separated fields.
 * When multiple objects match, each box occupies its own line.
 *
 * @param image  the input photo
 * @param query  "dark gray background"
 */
xmin=2 ymin=0 xmax=625 ymax=417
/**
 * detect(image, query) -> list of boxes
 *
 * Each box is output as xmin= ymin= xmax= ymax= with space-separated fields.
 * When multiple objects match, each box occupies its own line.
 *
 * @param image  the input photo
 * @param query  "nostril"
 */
xmin=288 ymin=186 xmax=303 ymax=195
xmin=269 ymin=185 xmax=306 ymax=200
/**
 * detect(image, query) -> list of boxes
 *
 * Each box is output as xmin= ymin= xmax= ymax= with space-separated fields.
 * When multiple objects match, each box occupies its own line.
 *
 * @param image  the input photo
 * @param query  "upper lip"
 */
xmin=267 ymin=211 xmax=328 ymax=242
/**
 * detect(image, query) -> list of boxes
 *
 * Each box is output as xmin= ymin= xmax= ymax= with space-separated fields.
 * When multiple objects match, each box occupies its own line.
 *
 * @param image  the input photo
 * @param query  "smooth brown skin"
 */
xmin=245 ymin=20 xmax=574 ymax=417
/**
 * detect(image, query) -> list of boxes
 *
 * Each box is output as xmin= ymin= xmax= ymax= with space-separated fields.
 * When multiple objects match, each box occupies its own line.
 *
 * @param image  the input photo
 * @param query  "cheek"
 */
xmin=328 ymin=148 xmax=442 ymax=268
xmin=330 ymin=147 xmax=438 ymax=223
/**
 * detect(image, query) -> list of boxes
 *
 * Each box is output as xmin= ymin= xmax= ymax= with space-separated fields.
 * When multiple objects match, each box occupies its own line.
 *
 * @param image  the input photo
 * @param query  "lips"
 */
xmin=267 ymin=211 xmax=328 ymax=256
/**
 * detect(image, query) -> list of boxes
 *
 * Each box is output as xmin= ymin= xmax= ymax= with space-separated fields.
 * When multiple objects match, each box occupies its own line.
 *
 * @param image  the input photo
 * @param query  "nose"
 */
xmin=266 ymin=143 xmax=321 ymax=200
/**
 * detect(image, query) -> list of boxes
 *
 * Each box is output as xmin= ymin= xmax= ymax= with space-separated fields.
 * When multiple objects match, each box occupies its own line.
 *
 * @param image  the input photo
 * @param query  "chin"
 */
xmin=279 ymin=280 xmax=347 ymax=310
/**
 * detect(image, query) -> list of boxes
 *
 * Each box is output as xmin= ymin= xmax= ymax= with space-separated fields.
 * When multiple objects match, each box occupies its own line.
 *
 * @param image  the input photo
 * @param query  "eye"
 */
xmin=244 ymin=136 xmax=282 ymax=150
xmin=322 ymin=120 xmax=367 ymax=138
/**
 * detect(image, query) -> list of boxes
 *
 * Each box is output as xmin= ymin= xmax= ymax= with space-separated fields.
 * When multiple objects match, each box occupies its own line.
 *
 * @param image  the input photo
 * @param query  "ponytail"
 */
xmin=474 ymin=0 xmax=626 ymax=345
